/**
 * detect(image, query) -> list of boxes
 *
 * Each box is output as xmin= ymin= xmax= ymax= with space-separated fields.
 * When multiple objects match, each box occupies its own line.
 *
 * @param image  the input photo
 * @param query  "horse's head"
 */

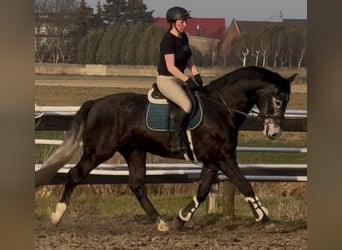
xmin=256 ymin=73 xmax=297 ymax=139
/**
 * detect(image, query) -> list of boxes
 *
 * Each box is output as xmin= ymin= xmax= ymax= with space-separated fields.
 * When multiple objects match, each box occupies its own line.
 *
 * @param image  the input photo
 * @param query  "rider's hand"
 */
xmin=186 ymin=77 xmax=201 ymax=90
xmin=194 ymin=74 xmax=203 ymax=88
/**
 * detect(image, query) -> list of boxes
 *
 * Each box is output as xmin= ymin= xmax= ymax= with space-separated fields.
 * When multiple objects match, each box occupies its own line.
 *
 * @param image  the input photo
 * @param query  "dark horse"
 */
xmin=35 ymin=66 xmax=296 ymax=231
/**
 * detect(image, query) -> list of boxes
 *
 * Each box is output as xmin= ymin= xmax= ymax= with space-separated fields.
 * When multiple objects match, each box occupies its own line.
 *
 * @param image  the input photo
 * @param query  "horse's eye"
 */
xmin=275 ymin=100 xmax=282 ymax=107
xmin=273 ymin=97 xmax=282 ymax=108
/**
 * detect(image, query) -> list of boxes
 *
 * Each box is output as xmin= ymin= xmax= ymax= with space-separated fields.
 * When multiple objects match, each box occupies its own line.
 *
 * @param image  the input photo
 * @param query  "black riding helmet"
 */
xmin=166 ymin=6 xmax=191 ymax=23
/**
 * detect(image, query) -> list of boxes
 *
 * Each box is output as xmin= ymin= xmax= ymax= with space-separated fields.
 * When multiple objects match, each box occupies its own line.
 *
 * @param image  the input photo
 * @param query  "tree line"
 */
xmin=35 ymin=0 xmax=306 ymax=67
xmin=76 ymin=23 xmax=166 ymax=65
xmin=225 ymin=23 xmax=306 ymax=68
xmin=35 ymin=0 xmax=158 ymax=64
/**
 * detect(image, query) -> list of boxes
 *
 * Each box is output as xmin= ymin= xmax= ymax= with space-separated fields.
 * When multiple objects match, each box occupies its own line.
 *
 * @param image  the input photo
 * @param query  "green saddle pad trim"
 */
xmin=146 ymin=95 xmax=203 ymax=132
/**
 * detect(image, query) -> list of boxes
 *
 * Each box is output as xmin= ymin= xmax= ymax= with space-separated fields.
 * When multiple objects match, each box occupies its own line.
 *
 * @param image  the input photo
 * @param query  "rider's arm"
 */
xmin=164 ymin=54 xmax=190 ymax=82
xmin=187 ymin=57 xmax=199 ymax=76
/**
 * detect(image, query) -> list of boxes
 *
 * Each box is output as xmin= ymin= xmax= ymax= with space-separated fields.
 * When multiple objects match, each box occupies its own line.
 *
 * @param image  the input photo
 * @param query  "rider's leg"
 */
xmin=156 ymin=76 xmax=192 ymax=153
xmin=169 ymin=107 xmax=190 ymax=152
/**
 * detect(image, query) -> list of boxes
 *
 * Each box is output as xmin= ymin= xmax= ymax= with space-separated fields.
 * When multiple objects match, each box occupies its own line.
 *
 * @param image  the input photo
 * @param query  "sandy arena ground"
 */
xmin=35 ymin=215 xmax=307 ymax=249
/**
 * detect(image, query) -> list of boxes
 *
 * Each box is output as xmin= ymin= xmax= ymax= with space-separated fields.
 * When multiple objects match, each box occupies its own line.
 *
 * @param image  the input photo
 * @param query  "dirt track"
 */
xmin=35 ymin=215 xmax=307 ymax=249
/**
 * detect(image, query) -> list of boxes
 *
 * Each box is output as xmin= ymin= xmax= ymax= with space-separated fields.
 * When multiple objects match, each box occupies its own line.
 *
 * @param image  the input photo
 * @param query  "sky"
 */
xmin=87 ymin=0 xmax=307 ymax=22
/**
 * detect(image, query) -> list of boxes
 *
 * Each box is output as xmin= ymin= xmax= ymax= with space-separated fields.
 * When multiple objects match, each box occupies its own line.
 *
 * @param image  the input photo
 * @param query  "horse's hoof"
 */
xmin=261 ymin=215 xmax=270 ymax=224
xmin=156 ymin=218 xmax=169 ymax=232
xmin=173 ymin=217 xmax=186 ymax=231
xmin=50 ymin=202 xmax=67 ymax=225
xmin=50 ymin=212 xmax=61 ymax=225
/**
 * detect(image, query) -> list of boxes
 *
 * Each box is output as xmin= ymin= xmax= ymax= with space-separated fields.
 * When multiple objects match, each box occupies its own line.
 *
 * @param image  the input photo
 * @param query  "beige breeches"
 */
xmin=156 ymin=75 xmax=192 ymax=113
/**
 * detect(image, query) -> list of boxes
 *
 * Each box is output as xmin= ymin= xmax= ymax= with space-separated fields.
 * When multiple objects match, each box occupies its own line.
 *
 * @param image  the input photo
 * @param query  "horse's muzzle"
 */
xmin=263 ymin=119 xmax=282 ymax=139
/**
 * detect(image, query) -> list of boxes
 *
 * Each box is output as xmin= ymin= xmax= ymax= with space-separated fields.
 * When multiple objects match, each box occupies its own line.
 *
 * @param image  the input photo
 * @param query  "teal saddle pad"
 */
xmin=146 ymin=96 xmax=203 ymax=132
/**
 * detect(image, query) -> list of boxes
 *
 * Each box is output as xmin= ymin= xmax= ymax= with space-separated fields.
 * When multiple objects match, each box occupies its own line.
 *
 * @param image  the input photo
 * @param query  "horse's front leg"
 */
xmin=176 ymin=164 xmax=219 ymax=228
xmin=219 ymin=156 xmax=269 ymax=223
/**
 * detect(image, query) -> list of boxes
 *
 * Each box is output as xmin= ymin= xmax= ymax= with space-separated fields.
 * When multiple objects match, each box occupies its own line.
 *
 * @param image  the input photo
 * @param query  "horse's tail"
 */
xmin=35 ymin=100 xmax=95 ymax=188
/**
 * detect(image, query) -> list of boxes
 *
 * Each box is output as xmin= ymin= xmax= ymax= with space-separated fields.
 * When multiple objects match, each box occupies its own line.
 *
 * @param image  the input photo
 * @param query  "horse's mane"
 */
xmin=205 ymin=66 xmax=286 ymax=92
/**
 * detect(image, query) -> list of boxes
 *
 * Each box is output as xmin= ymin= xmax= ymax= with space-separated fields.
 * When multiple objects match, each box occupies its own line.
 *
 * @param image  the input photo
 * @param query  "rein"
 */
xmin=215 ymin=91 xmax=260 ymax=118
xmin=197 ymin=86 xmax=285 ymax=120
xmin=214 ymin=91 xmax=284 ymax=120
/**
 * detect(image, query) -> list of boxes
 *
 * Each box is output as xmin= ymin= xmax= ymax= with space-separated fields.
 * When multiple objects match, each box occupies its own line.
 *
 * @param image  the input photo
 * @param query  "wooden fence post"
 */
xmin=222 ymin=181 xmax=236 ymax=218
xmin=207 ymin=183 xmax=219 ymax=214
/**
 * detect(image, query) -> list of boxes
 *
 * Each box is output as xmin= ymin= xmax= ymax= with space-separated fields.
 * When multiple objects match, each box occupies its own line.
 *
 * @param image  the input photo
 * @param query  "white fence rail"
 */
xmin=35 ymin=163 xmax=307 ymax=184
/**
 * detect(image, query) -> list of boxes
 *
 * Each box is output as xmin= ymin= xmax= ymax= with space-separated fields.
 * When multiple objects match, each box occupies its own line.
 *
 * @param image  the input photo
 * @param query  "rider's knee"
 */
xmin=182 ymin=100 xmax=192 ymax=114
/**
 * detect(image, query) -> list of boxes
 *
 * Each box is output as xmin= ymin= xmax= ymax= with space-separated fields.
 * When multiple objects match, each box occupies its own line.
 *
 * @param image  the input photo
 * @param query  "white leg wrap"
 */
xmin=245 ymin=196 xmax=269 ymax=222
xmin=179 ymin=209 xmax=192 ymax=222
xmin=186 ymin=130 xmax=199 ymax=163
xmin=50 ymin=202 xmax=67 ymax=225
xmin=193 ymin=196 xmax=199 ymax=208
xmin=179 ymin=196 xmax=199 ymax=222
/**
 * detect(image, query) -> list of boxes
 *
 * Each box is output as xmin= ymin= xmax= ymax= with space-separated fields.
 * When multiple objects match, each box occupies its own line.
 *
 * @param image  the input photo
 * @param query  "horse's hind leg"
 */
xmin=219 ymin=157 xmax=269 ymax=223
xmin=50 ymin=149 xmax=113 ymax=225
xmin=177 ymin=164 xmax=218 ymax=226
xmin=121 ymin=149 xmax=169 ymax=231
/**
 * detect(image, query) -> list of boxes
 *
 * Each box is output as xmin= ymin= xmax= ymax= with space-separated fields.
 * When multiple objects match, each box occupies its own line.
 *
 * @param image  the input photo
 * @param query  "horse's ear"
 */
xmin=287 ymin=73 xmax=297 ymax=83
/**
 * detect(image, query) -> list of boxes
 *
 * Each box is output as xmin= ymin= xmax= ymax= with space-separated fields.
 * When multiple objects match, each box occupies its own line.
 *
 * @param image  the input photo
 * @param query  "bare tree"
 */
xmin=297 ymin=31 xmax=306 ymax=67
xmin=229 ymin=33 xmax=256 ymax=67
xmin=219 ymin=31 xmax=233 ymax=67
xmin=238 ymin=48 xmax=249 ymax=67
xmin=222 ymin=20 xmax=306 ymax=68
xmin=251 ymin=50 xmax=260 ymax=66
xmin=280 ymin=50 xmax=289 ymax=67
xmin=298 ymin=47 xmax=305 ymax=68
xmin=259 ymin=36 xmax=269 ymax=67
xmin=249 ymin=34 xmax=261 ymax=66
xmin=35 ymin=0 xmax=51 ymax=62
xmin=267 ymin=24 xmax=287 ymax=67
xmin=35 ymin=0 xmax=81 ymax=63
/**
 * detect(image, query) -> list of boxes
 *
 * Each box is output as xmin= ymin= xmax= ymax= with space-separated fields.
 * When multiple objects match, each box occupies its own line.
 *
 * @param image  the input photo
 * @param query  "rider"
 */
xmin=156 ymin=6 xmax=203 ymax=153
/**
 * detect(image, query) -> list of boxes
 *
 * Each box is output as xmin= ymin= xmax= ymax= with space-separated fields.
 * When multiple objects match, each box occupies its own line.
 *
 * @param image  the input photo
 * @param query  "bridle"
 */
xmin=214 ymin=90 xmax=288 ymax=121
xmin=215 ymin=91 xmax=257 ymax=118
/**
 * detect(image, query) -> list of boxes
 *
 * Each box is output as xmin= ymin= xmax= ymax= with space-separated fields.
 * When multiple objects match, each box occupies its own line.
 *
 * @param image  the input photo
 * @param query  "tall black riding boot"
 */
xmin=170 ymin=108 xmax=190 ymax=153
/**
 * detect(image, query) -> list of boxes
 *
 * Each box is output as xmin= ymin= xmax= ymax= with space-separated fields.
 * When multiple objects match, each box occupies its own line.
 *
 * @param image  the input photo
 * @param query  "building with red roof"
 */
xmin=154 ymin=17 xmax=226 ymax=40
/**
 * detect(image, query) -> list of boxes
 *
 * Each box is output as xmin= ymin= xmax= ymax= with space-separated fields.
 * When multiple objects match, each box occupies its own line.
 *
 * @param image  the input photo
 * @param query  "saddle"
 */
xmin=146 ymin=83 xmax=203 ymax=132
xmin=146 ymin=83 xmax=203 ymax=163
xmin=147 ymin=83 xmax=168 ymax=105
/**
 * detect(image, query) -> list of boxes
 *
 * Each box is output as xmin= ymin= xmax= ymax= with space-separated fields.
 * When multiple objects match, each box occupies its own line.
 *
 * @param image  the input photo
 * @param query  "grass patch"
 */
xmin=35 ymin=131 xmax=67 ymax=163
xmin=35 ymin=86 xmax=148 ymax=106
xmin=234 ymin=194 xmax=307 ymax=221
xmin=35 ymin=83 xmax=306 ymax=109
xmin=35 ymin=74 xmax=156 ymax=82
xmin=201 ymin=212 xmax=224 ymax=225
xmin=237 ymin=131 xmax=307 ymax=163
xmin=35 ymin=190 xmax=307 ymax=223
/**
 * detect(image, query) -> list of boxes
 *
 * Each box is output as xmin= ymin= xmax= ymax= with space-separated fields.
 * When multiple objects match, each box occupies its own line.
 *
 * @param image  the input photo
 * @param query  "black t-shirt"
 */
xmin=157 ymin=32 xmax=192 ymax=76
